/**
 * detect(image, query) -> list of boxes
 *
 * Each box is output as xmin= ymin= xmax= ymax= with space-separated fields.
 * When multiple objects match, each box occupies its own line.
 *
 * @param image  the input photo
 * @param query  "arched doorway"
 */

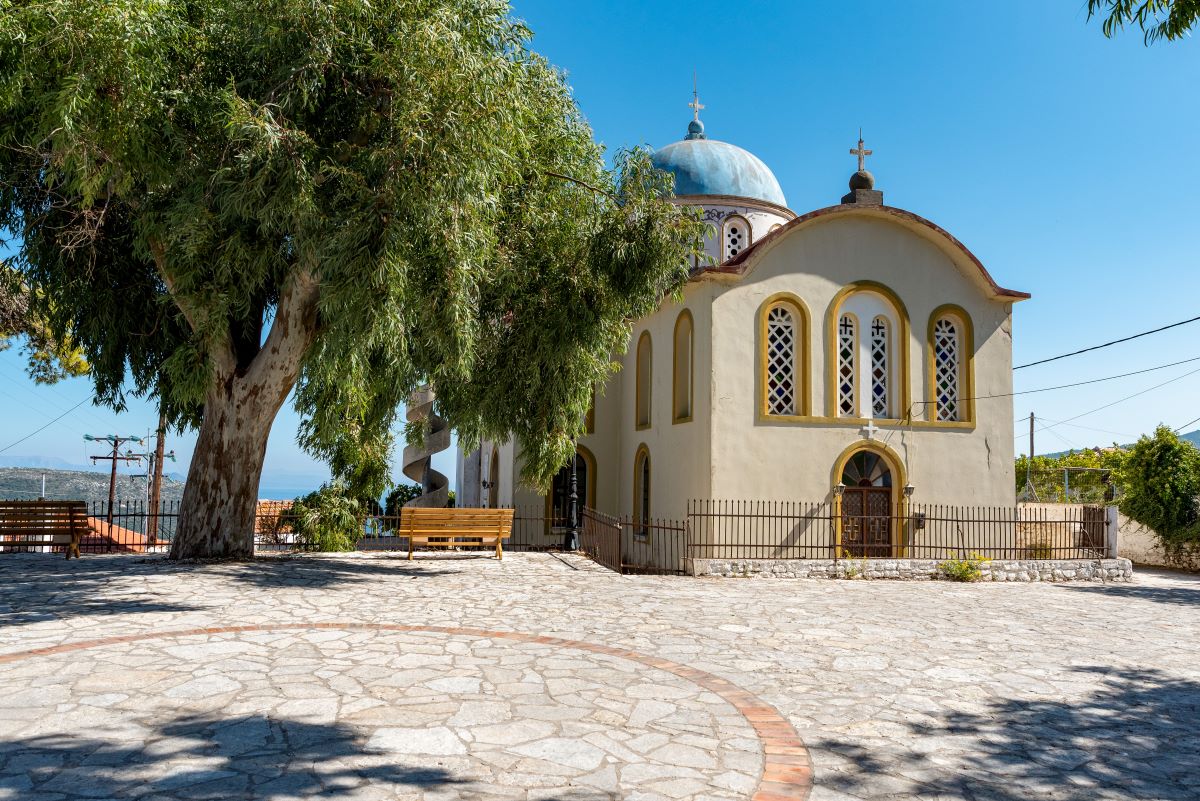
xmin=548 ymin=448 xmax=595 ymax=526
xmin=838 ymin=449 xmax=896 ymax=557
xmin=487 ymin=449 xmax=500 ymax=508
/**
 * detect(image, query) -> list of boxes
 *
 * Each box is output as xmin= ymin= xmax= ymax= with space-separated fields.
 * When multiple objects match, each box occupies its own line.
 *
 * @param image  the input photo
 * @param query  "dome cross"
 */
xmin=688 ymin=77 xmax=705 ymax=122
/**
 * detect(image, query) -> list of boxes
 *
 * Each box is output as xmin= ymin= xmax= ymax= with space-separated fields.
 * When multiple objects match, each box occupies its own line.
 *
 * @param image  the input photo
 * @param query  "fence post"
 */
xmin=1105 ymin=505 xmax=1120 ymax=558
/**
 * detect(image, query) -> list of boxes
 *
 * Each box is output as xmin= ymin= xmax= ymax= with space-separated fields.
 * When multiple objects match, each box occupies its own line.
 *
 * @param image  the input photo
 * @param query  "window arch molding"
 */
xmin=722 ymin=214 xmax=752 ymax=261
xmin=672 ymin=309 xmax=694 ymax=424
xmin=635 ymin=331 xmax=652 ymax=430
xmin=926 ymin=304 xmax=975 ymax=425
xmin=758 ymin=293 xmax=812 ymax=419
xmin=632 ymin=443 xmax=651 ymax=538
xmin=824 ymin=281 xmax=911 ymax=420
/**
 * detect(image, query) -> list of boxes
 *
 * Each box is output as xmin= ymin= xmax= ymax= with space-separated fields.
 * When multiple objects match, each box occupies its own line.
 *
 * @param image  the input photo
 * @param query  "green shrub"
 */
xmin=1120 ymin=426 xmax=1200 ymax=549
xmin=292 ymin=483 xmax=365 ymax=552
xmin=938 ymin=552 xmax=991 ymax=582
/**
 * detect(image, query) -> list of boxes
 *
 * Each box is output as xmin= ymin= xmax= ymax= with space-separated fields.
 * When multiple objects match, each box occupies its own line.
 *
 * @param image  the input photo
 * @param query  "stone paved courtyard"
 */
xmin=0 ymin=552 xmax=1197 ymax=800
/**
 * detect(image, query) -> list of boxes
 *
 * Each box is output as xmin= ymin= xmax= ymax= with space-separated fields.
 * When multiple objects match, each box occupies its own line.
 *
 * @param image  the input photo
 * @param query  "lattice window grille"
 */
xmin=765 ymin=306 xmax=796 ymax=416
xmin=725 ymin=220 xmax=746 ymax=259
xmin=870 ymin=316 xmax=889 ymax=418
xmin=934 ymin=318 xmax=960 ymax=422
xmin=837 ymin=314 xmax=857 ymax=417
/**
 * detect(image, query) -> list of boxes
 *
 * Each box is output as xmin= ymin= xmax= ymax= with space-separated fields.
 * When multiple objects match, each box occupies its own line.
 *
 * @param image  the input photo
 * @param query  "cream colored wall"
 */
xmin=707 ymin=214 xmax=1016 ymax=507
xmin=605 ymin=282 xmax=715 ymax=520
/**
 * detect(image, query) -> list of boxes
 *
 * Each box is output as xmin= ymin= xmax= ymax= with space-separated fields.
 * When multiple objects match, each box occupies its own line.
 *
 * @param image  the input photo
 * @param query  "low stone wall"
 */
xmin=689 ymin=557 xmax=1134 ymax=582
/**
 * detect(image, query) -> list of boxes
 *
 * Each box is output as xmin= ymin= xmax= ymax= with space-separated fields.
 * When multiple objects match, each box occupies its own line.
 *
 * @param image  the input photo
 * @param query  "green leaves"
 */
xmin=1 ymin=0 xmax=704 ymax=503
xmin=1119 ymin=426 xmax=1200 ymax=545
xmin=1087 ymin=0 xmax=1200 ymax=44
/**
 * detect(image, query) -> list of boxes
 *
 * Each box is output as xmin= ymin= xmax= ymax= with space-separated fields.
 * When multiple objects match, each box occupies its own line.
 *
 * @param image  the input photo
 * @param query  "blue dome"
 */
xmin=651 ymin=137 xmax=786 ymax=207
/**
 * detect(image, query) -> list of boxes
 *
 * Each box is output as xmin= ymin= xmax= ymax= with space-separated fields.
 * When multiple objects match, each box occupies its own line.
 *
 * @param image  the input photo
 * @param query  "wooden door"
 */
xmin=842 ymin=488 xmax=893 ymax=557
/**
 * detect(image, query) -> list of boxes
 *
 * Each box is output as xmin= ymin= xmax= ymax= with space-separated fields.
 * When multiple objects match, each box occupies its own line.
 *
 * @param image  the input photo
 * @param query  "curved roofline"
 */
xmin=696 ymin=203 xmax=1030 ymax=301
xmin=672 ymin=193 xmax=797 ymax=219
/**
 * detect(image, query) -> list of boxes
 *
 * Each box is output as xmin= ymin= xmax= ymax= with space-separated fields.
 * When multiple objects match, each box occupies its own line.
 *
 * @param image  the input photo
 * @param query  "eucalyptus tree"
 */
xmin=1087 ymin=0 xmax=1199 ymax=43
xmin=0 ymin=0 xmax=704 ymax=558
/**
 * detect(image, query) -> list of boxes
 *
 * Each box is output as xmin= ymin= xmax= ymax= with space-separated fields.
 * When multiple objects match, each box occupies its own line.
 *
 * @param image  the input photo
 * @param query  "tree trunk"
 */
xmin=168 ymin=271 xmax=318 ymax=559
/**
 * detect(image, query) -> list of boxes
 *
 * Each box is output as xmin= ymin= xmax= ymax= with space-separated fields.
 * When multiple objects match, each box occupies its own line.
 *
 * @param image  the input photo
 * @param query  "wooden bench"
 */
xmin=0 ymin=500 xmax=91 ymax=559
xmin=398 ymin=507 xmax=514 ymax=560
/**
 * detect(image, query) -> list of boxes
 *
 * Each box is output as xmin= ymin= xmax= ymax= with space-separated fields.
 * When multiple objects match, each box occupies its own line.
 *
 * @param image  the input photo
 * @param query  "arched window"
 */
xmin=870 ymin=316 xmax=890 ymax=418
xmin=633 ymin=445 xmax=651 ymax=538
xmin=766 ymin=305 xmax=797 ymax=416
xmin=933 ymin=317 xmax=961 ymax=422
xmin=827 ymin=283 xmax=909 ymax=421
xmin=635 ymin=331 xmax=652 ymax=429
xmin=837 ymin=314 xmax=857 ymax=417
xmin=723 ymin=215 xmax=751 ymax=260
xmin=672 ymin=310 xmax=693 ymax=422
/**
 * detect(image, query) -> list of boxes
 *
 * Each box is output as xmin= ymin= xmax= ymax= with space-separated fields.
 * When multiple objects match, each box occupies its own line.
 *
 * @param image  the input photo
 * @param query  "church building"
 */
xmin=457 ymin=99 xmax=1029 ymax=551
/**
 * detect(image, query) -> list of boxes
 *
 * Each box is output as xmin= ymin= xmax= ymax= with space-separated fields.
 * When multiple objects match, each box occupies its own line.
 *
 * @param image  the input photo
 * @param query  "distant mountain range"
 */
xmin=0 ymin=467 xmax=185 ymax=507
xmin=1040 ymin=429 xmax=1200 ymax=459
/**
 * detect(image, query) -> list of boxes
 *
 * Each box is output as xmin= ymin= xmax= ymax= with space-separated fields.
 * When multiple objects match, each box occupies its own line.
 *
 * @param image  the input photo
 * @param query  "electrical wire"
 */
xmin=1175 ymin=414 xmax=1200 ymax=434
xmin=1014 ymin=314 xmax=1200 ymax=370
xmin=0 ymin=398 xmax=90 ymax=454
xmin=915 ymin=353 xmax=1200 ymax=408
xmin=1034 ymin=365 xmax=1200 ymax=434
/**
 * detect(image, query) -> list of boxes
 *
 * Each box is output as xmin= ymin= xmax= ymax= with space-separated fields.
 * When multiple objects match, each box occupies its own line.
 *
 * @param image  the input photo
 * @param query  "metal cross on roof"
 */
xmin=850 ymin=128 xmax=873 ymax=171
xmin=689 ymin=73 xmax=704 ymax=121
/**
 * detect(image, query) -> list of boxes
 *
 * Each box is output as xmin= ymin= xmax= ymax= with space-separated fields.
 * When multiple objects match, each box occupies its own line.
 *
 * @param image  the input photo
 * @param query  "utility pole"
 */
xmin=126 ymin=414 xmax=175 ymax=546
xmin=84 ymin=435 xmax=144 ymax=525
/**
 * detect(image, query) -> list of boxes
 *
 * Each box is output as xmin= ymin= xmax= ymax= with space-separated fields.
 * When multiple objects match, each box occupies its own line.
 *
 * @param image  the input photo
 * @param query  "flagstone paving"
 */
xmin=0 ymin=552 xmax=1198 ymax=800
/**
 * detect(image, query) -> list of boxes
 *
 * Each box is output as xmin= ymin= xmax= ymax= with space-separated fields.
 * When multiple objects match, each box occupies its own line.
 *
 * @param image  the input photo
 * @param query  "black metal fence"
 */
xmin=1 ymin=498 xmax=1111 ymax=567
xmin=686 ymin=500 xmax=1112 ymax=562
xmin=580 ymin=507 xmax=688 ymax=575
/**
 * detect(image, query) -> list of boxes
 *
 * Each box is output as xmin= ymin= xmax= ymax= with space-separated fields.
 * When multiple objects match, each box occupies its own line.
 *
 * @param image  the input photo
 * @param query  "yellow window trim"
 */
xmin=672 ymin=309 xmax=694 ymax=424
xmin=632 ymin=443 xmax=651 ymax=542
xmin=926 ymin=304 xmax=975 ymax=425
xmin=758 ymin=292 xmax=812 ymax=418
xmin=635 ymin=330 xmax=652 ymax=431
xmin=824 ymin=280 xmax=912 ymax=419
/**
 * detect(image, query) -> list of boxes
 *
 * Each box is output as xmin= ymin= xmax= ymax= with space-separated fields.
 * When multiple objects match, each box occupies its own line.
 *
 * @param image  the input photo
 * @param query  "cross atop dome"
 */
xmin=850 ymin=129 xmax=872 ymax=172
xmin=685 ymin=73 xmax=707 ymax=140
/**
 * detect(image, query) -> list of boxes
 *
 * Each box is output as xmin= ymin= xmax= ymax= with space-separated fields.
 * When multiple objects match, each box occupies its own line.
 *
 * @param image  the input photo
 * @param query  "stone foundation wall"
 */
xmin=689 ymin=557 xmax=1134 ymax=582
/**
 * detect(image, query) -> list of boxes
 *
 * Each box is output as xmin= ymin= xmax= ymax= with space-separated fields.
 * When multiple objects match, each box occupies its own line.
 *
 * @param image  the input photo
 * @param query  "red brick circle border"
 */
xmin=0 ymin=623 xmax=812 ymax=800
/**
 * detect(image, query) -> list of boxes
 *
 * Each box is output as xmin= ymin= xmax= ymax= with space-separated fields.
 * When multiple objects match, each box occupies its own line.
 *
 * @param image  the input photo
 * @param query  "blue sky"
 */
xmin=2 ymin=1 xmax=1197 ymax=497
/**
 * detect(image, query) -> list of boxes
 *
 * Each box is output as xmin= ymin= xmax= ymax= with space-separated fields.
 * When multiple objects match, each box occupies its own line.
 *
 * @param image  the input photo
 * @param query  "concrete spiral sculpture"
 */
xmin=401 ymin=385 xmax=450 ymax=508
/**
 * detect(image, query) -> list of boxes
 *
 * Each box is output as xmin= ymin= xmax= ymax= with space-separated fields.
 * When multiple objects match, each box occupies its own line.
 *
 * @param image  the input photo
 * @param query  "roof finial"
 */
xmin=685 ymin=72 xmax=707 ymax=140
xmin=842 ymin=128 xmax=882 ymax=205
xmin=850 ymin=128 xmax=872 ymax=172
xmin=689 ymin=71 xmax=705 ymax=122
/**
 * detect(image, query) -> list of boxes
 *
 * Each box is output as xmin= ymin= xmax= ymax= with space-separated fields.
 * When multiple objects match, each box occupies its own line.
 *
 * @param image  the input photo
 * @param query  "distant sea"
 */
xmin=258 ymin=484 xmax=325 ymax=501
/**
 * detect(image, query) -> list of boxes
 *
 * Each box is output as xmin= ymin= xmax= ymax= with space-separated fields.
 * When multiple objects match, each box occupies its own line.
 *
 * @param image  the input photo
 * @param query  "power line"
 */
xmin=0 ymin=398 xmax=90 ymax=454
xmin=1035 ymin=365 xmax=1200 ymax=434
xmin=919 ymin=353 xmax=1200 ymax=408
xmin=1175 ymin=414 xmax=1200 ymax=434
xmin=1014 ymin=314 xmax=1200 ymax=370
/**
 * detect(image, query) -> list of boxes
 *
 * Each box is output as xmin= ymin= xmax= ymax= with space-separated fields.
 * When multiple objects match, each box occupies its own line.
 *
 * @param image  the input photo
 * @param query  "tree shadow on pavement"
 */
xmin=1 ymin=711 xmax=618 ymax=800
xmin=1 ymin=712 xmax=463 ymax=799
xmin=0 ymin=554 xmax=462 ymax=624
xmin=1055 ymin=576 xmax=1200 ymax=609
xmin=811 ymin=666 xmax=1200 ymax=800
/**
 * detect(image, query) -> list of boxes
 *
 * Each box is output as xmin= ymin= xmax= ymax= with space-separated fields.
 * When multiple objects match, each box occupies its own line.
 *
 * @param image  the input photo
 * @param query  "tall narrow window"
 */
xmin=837 ymin=314 xmax=857 ymax=417
xmin=673 ymin=311 xmax=693 ymax=422
xmin=870 ymin=316 xmax=890 ymax=418
xmin=635 ymin=331 xmax=652 ymax=429
xmin=633 ymin=446 xmax=651 ymax=538
xmin=934 ymin=318 xmax=960 ymax=422
xmin=766 ymin=306 xmax=797 ymax=415
xmin=723 ymin=216 xmax=750 ymax=260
